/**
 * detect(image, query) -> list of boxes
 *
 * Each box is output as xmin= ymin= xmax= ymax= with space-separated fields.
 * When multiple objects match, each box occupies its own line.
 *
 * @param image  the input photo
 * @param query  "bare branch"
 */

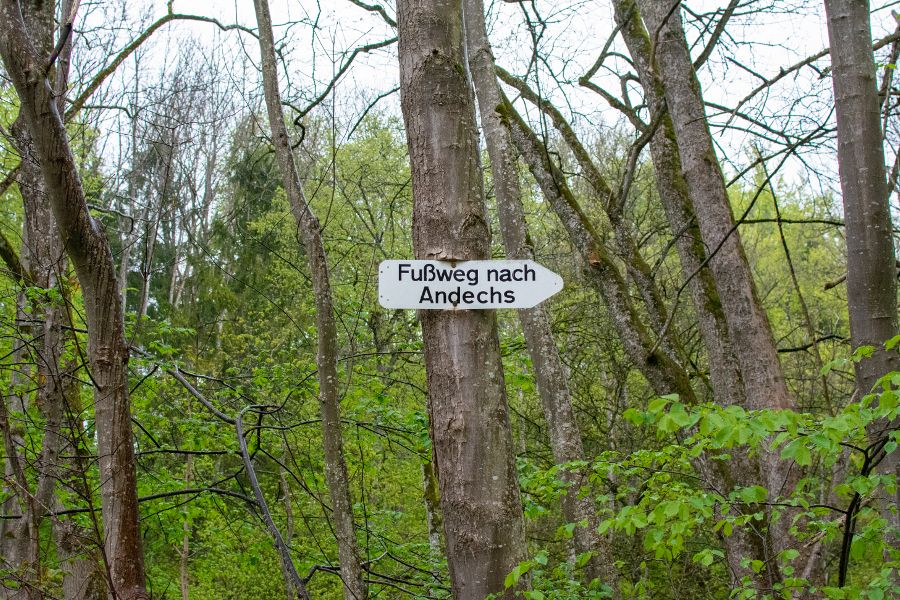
xmin=692 ymin=0 xmax=740 ymax=69
xmin=345 ymin=0 xmax=396 ymax=27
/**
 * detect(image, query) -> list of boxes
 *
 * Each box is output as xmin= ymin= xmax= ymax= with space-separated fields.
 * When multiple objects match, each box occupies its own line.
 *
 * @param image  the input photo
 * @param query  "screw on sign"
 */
xmin=378 ymin=260 xmax=564 ymax=310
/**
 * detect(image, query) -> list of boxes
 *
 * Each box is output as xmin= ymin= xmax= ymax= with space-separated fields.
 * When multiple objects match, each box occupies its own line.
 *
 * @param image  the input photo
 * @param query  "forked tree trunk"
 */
xmin=609 ymin=0 xmax=744 ymax=409
xmin=498 ymin=93 xmax=790 ymax=590
xmin=635 ymin=0 xmax=792 ymax=413
xmin=396 ymin=0 xmax=528 ymax=597
xmin=251 ymin=1 xmax=366 ymax=598
xmin=0 ymin=1 xmax=148 ymax=598
xmin=635 ymin=0 xmax=801 ymax=568
xmin=499 ymin=95 xmax=697 ymax=404
xmin=607 ymin=1 xmax=786 ymax=588
xmin=461 ymin=0 xmax=615 ymax=589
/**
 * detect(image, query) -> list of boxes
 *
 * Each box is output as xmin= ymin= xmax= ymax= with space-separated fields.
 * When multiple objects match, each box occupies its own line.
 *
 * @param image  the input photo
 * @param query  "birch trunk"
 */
xmin=251 ymin=1 xmax=366 ymax=598
xmin=396 ymin=0 xmax=528 ymax=597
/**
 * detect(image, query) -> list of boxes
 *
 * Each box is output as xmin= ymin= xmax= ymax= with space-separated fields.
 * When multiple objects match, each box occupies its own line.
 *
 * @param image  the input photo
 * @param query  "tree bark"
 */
xmin=461 ymin=0 xmax=615 ymax=589
xmin=396 ymin=0 xmax=528 ymax=597
xmin=499 ymin=95 xmax=697 ymax=404
xmin=824 ymin=0 xmax=900 ymax=402
xmin=823 ymin=0 xmax=900 ymax=538
xmin=635 ymin=0 xmax=792 ymax=413
xmin=606 ymin=0 xmax=745 ymax=409
xmin=496 ymin=68 xmax=686 ymax=373
xmin=0 ymin=1 xmax=149 ymax=598
xmin=251 ymin=1 xmax=367 ymax=598
xmin=499 ymin=87 xmax=797 ymax=591
xmin=622 ymin=0 xmax=802 ymax=584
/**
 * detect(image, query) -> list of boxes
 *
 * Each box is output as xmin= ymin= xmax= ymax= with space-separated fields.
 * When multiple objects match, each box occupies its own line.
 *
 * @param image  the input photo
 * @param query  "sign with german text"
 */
xmin=378 ymin=260 xmax=563 ymax=309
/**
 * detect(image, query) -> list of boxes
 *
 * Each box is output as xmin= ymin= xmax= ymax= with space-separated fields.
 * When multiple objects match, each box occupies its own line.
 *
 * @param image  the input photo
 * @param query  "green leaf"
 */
xmin=623 ymin=408 xmax=644 ymax=425
xmin=781 ymin=438 xmax=812 ymax=466
xmin=504 ymin=561 xmax=531 ymax=588
xmin=852 ymin=345 xmax=876 ymax=362
xmin=557 ymin=522 xmax=577 ymax=539
xmin=780 ymin=549 xmax=799 ymax=562
xmin=739 ymin=485 xmax=768 ymax=504
xmin=648 ymin=396 xmax=671 ymax=413
xmin=575 ymin=551 xmax=593 ymax=568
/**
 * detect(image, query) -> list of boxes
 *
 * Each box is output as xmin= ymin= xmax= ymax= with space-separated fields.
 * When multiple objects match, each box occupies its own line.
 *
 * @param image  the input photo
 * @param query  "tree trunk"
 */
xmin=396 ymin=0 xmax=528 ymax=597
xmin=635 ymin=0 xmax=792 ymax=413
xmin=461 ymin=0 xmax=615 ymax=589
xmin=499 ymin=95 xmax=697 ymax=404
xmin=495 ymin=68 xmax=687 ymax=376
xmin=824 ymin=0 xmax=900 ymax=399
xmin=251 ymin=1 xmax=366 ymax=598
xmin=0 ymin=1 xmax=149 ymax=597
xmin=635 ymin=0 xmax=801 ymax=565
xmin=617 ymin=0 xmax=805 ymax=584
xmin=607 ymin=0 xmax=745 ymax=409
xmin=823 ymin=0 xmax=900 ymax=539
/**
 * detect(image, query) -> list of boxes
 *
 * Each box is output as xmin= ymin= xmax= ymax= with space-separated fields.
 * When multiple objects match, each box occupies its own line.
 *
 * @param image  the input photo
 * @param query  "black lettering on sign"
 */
xmin=417 ymin=285 xmax=517 ymax=306
xmin=400 ymin=263 xmax=480 ymax=285
xmin=486 ymin=264 xmax=537 ymax=282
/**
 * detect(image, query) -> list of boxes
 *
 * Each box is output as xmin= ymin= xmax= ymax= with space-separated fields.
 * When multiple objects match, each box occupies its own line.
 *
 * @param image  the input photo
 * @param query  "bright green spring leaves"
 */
xmin=507 ymin=344 xmax=899 ymax=599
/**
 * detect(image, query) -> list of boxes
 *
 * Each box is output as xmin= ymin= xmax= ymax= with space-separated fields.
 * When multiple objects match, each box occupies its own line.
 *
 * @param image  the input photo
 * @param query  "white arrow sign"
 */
xmin=378 ymin=260 xmax=563 ymax=310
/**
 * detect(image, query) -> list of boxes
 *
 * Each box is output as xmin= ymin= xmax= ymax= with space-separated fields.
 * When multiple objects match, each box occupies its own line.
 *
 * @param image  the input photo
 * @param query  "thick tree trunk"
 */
xmin=251 ymin=1 xmax=366 ymax=598
xmin=461 ymin=0 xmax=615 ymax=589
xmin=824 ymin=0 xmax=900 ymax=539
xmin=620 ymin=0 xmax=803 ymax=585
xmin=607 ymin=1 xmax=774 ymax=587
xmin=0 ymin=1 xmax=148 ymax=598
xmin=824 ymin=0 xmax=900 ymax=402
xmin=1 ymin=129 xmax=42 ymax=600
xmin=396 ymin=1 xmax=528 ymax=597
